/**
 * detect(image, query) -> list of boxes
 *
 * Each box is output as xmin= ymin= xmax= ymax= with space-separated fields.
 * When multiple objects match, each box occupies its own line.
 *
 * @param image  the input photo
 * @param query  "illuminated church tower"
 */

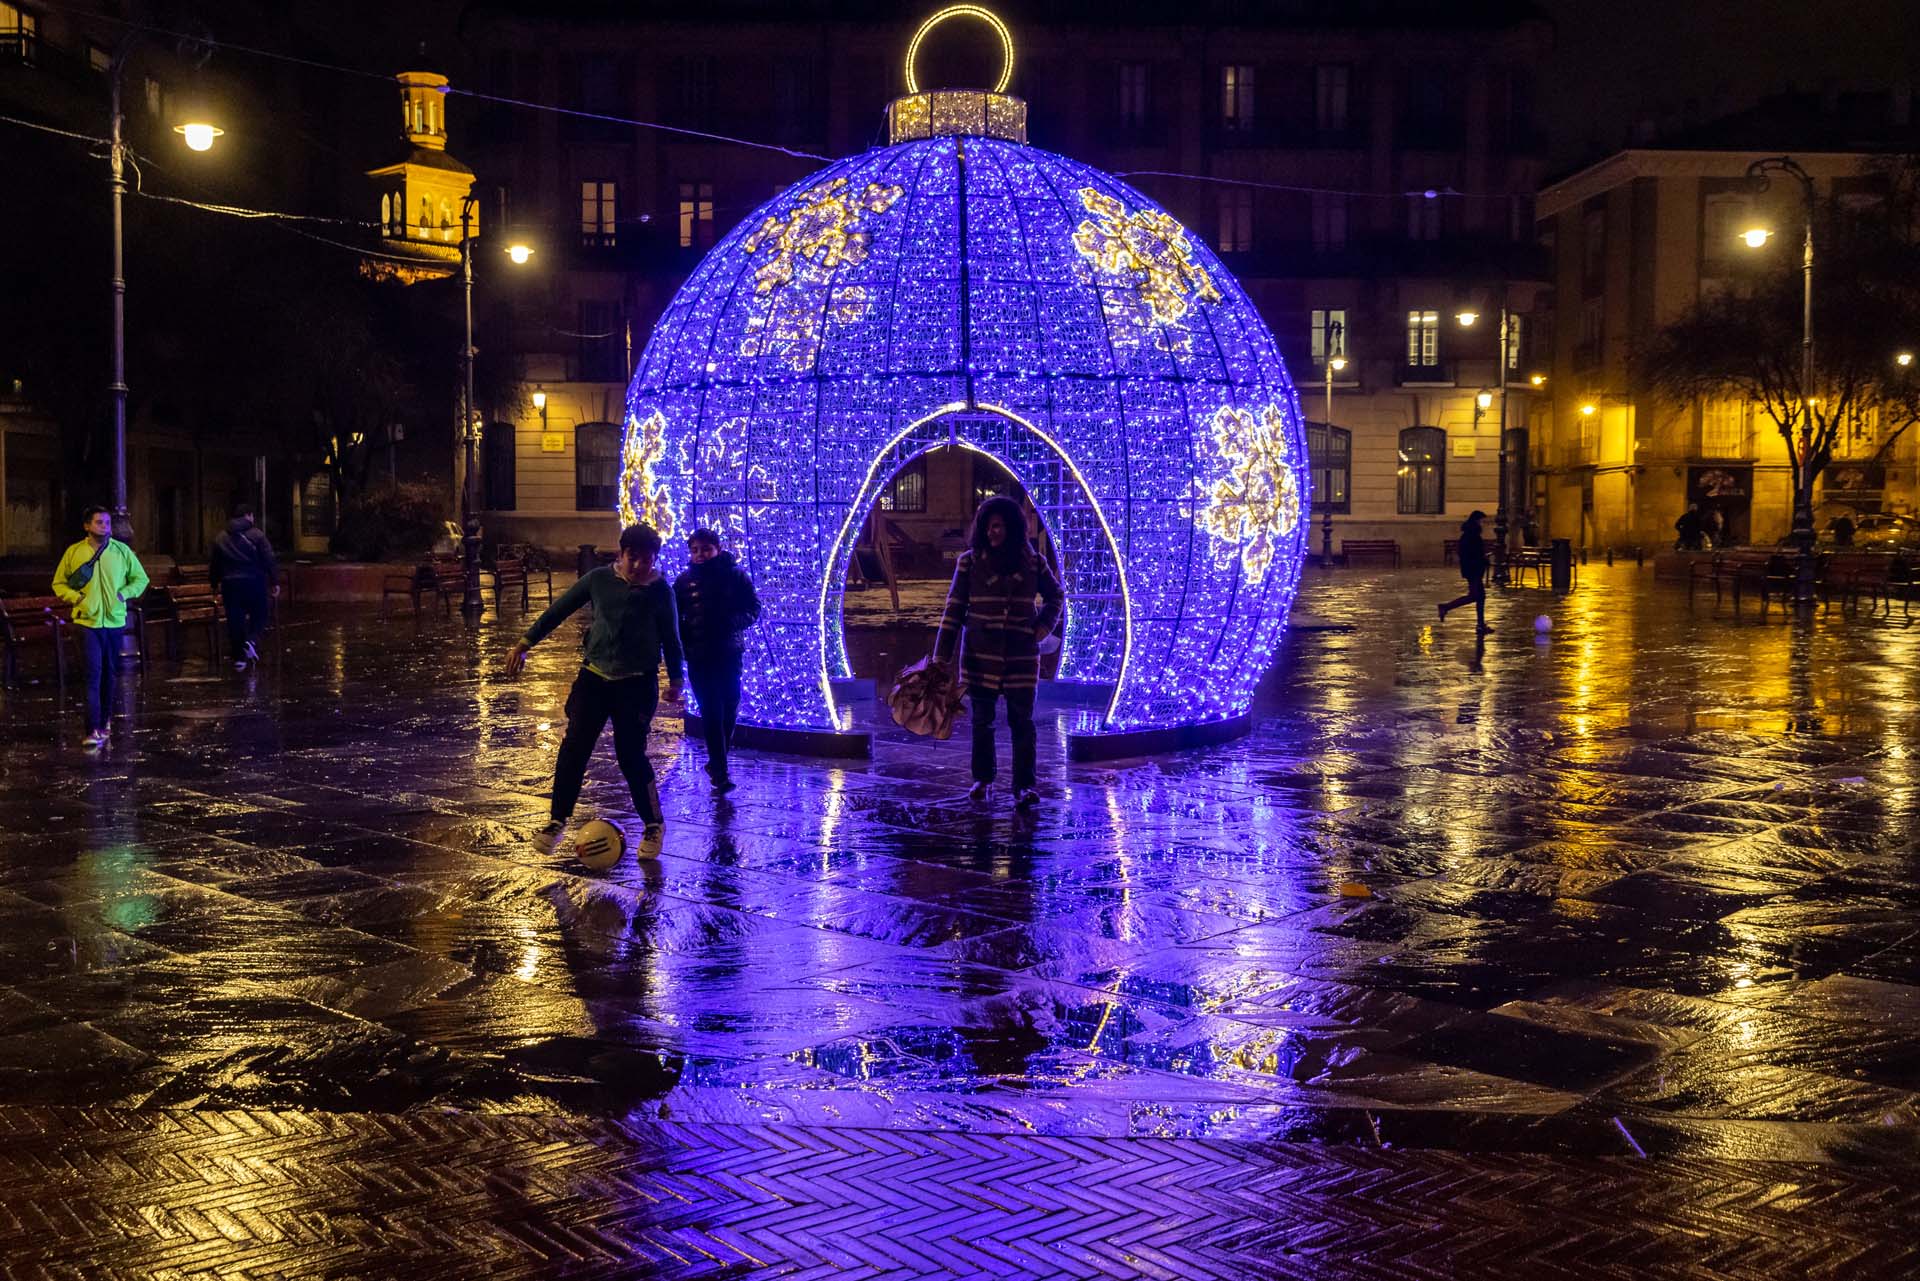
xmin=363 ymin=67 xmax=475 ymax=283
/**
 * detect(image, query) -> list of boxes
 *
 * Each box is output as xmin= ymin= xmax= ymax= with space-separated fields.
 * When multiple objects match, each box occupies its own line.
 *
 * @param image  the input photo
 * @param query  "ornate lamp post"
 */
xmin=1321 ymin=321 xmax=1346 ymax=567
xmin=106 ymin=36 xmax=221 ymax=537
xmin=1741 ymin=154 xmax=1818 ymax=604
xmin=456 ymin=200 xmax=534 ymax=617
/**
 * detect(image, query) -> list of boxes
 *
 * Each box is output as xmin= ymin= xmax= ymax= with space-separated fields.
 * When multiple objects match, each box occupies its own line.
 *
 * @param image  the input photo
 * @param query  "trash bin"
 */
xmin=577 ymin=543 xmax=598 ymax=576
xmin=1549 ymin=538 xmax=1573 ymax=593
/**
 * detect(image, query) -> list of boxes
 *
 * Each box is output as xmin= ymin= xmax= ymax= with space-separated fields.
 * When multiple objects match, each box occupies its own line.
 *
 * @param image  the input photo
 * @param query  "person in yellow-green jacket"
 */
xmin=52 ymin=506 xmax=151 ymax=748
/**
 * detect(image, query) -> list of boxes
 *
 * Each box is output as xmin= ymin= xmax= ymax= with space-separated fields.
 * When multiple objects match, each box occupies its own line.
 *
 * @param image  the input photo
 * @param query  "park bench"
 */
xmin=1823 ymin=552 xmax=1911 ymax=618
xmin=148 ymin=582 xmax=222 ymax=661
xmin=492 ymin=544 xmax=554 ymax=612
xmin=1688 ymin=548 xmax=1793 ymax=613
xmin=1340 ymin=539 xmax=1401 ymax=569
xmin=1442 ymin=538 xmax=1459 ymax=565
xmin=0 ymin=595 xmax=67 ymax=687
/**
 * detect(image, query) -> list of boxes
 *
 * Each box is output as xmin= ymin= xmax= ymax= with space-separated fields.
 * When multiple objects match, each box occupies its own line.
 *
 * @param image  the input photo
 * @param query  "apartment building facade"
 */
xmin=454 ymin=0 xmax=1553 ymax=563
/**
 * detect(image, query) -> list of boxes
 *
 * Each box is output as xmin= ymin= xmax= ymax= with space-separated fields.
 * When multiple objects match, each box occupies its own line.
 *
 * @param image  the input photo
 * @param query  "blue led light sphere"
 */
xmin=619 ymin=107 xmax=1307 ymax=735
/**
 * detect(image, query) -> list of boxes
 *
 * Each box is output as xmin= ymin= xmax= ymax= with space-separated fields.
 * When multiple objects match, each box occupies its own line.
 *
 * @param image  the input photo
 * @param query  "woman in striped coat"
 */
xmin=934 ymin=496 xmax=1063 ymax=809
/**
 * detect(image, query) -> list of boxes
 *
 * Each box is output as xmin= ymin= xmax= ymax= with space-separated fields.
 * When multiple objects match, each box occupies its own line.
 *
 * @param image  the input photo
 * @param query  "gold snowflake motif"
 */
xmin=1194 ymin=402 xmax=1302 ymax=585
xmin=618 ymin=409 xmax=677 ymax=537
xmin=1071 ymin=188 xmax=1222 ymax=352
xmin=739 ymin=178 xmax=904 ymax=369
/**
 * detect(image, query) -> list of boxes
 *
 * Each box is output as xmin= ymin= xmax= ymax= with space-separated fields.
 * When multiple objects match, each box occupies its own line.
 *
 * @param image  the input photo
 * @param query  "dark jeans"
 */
xmin=1441 ymin=571 xmax=1488 ymax=626
xmin=551 ymin=668 xmax=661 ymax=824
xmin=970 ymin=687 xmax=1037 ymax=791
xmin=79 ymin=624 xmax=122 ymax=734
xmin=222 ymin=579 xmax=270 ymax=656
xmin=687 ymin=653 xmax=743 ymax=781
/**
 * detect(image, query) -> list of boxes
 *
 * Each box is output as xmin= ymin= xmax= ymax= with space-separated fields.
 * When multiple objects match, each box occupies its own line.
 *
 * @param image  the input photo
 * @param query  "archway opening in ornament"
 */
xmin=824 ymin=407 xmax=1129 ymax=724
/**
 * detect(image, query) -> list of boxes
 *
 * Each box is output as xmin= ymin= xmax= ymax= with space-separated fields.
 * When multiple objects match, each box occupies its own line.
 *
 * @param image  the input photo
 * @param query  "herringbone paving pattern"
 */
xmin=3 ymin=1105 xmax=1915 ymax=1280
xmin=4 ymin=568 xmax=1920 ymax=1276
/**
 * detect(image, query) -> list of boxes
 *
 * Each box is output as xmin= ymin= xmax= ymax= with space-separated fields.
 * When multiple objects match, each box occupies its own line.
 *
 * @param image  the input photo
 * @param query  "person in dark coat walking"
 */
xmin=934 ymin=496 xmax=1063 ymax=809
xmin=672 ymin=528 xmax=761 ymax=793
xmin=508 ymin=523 xmax=684 ymax=835
xmin=209 ymin=502 xmax=278 ymax=669
xmin=1438 ymin=510 xmax=1493 ymax=632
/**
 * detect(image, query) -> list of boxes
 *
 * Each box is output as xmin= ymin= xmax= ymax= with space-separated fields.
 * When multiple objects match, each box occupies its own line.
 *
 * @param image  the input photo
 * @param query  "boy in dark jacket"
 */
xmin=672 ymin=528 xmax=761 ymax=792
xmin=209 ymin=502 xmax=279 ymax=669
xmin=508 ymin=523 xmax=684 ymax=833
xmin=1437 ymin=510 xmax=1493 ymax=633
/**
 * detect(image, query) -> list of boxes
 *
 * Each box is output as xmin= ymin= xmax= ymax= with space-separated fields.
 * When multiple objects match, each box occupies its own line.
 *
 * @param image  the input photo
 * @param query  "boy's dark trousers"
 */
xmin=222 ymin=579 xmax=270 ymax=656
xmin=79 ymin=624 xmax=122 ymax=734
xmin=969 ymin=687 xmax=1037 ymax=791
xmin=550 ymin=668 xmax=662 ymax=823
xmin=688 ymin=653 xmax=742 ymax=782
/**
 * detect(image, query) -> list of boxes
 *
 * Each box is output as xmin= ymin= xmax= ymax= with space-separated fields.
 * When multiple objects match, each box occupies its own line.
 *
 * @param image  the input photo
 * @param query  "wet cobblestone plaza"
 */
xmin=2 ymin=564 xmax=1919 ymax=1278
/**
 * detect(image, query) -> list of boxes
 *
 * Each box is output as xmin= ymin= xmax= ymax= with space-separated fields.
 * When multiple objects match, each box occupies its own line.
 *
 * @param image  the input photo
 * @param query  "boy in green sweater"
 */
xmin=508 ymin=523 xmax=684 ymax=834
xmin=52 ymin=506 xmax=151 ymax=748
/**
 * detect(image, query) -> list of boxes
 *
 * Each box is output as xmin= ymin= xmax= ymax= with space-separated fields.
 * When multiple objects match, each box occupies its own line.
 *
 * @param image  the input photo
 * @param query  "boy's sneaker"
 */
xmin=967 ymin=781 xmax=991 ymax=802
xmin=710 ymin=776 xmax=736 ymax=794
xmin=538 ymin=818 xmax=566 ymax=836
xmin=82 ymin=730 xmax=106 ymax=750
xmin=244 ymin=641 xmax=259 ymax=662
xmin=1015 ymin=788 xmax=1040 ymax=810
xmin=233 ymin=659 xmax=248 ymax=670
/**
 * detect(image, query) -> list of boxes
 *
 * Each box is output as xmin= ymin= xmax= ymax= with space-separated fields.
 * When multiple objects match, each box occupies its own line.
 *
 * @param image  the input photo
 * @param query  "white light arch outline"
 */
xmin=903 ymin=4 xmax=1016 ymax=95
xmin=816 ymin=401 xmax=1134 ymax=730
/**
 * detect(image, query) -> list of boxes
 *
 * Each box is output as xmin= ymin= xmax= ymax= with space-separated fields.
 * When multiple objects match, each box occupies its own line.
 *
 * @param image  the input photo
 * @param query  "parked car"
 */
xmin=1850 ymin=513 xmax=1920 ymax=551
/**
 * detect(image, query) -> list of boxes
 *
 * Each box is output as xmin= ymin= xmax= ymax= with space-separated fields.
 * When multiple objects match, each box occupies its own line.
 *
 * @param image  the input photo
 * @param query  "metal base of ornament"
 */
xmin=681 ymin=713 xmax=873 ymax=760
xmin=1064 ymin=712 xmax=1254 ymax=762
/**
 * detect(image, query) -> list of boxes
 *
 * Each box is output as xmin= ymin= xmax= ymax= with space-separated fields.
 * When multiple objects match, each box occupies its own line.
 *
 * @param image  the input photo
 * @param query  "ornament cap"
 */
xmin=887 ymin=90 xmax=1028 ymax=144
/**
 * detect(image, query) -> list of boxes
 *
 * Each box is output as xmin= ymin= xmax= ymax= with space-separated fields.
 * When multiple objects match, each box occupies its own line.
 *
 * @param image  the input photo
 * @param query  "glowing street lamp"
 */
xmin=1580 ymin=402 xmax=1597 ymax=417
xmin=1739 ymin=226 xmax=1773 ymax=249
xmin=1897 ymin=351 xmax=1914 ymax=368
xmin=505 ymin=242 xmax=534 ymax=265
xmin=1476 ymin=389 xmax=1494 ymax=411
xmin=1455 ymin=308 xmax=1479 ymax=327
xmin=173 ymin=121 xmax=224 ymax=152
xmin=1529 ymin=372 xmax=1546 ymax=387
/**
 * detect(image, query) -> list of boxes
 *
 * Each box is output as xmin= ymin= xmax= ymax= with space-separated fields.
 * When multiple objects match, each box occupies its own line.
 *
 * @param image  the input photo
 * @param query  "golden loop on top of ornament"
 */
xmin=904 ymin=5 xmax=1015 ymax=95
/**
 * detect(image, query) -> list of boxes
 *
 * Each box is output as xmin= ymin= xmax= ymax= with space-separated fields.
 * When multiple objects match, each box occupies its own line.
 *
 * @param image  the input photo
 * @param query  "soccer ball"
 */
xmin=573 ymin=819 xmax=625 ymax=871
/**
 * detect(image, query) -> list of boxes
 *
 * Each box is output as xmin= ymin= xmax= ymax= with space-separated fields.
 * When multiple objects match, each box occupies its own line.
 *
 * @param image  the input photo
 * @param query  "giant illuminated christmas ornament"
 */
xmin=620 ymin=5 xmax=1308 ymax=757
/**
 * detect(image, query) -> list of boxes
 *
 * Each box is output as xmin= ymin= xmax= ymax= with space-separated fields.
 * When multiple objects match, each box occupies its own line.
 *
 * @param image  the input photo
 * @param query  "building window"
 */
xmin=878 ymin=459 xmax=928 ymax=513
xmin=1221 ymin=64 xmax=1254 ymax=132
xmin=1701 ymin=192 xmax=1750 ymax=264
xmin=1577 ymin=298 xmax=1603 ymax=367
xmin=144 ymin=76 xmax=164 ymax=116
xmin=773 ymin=56 xmax=819 ymax=140
xmin=1215 ymin=186 xmax=1252 ymax=252
xmin=678 ymin=181 xmax=714 ymax=249
xmin=1311 ymin=193 xmax=1348 ymax=252
xmin=1397 ymin=426 xmax=1446 ymax=514
xmin=1 ymin=4 xmax=39 ymax=64
xmin=88 ymin=43 xmax=111 ymax=73
xmin=1310 ymin=308 xmax=1347 ymax=367
xmin=671 ymin=55 xmax=715 ymax=126
xmin=577 ymin=301 xmax=625 ymax=382
xmin=580 ymin=180 xmax=616 ymax=246
xmin=1118 ymin=61 xmax=1150 ymax=128
xmin=1406 ymin=309 xmax=1440 ymax=370
xmin=575 ymin=423 xmax=620 ymax=512
xmin=1504 ymin=314 xmax=1524 ymax=371
xmin=1314 ymin=64 xmax=1349 ymax=133
xmin=1406 ymin=193 xmax=1441 ymax=240
xmin=483 ymin=421 xmax=516 ymax=511
xmin=1701 ymin=400 xmax=1747 ymax=458
xmin=971 ymin=455 xmax=1016 ymax=505
xmin=1307 ymin=422 xmax=1351 ymax=513
xmin=1582 ymin=206 xmax=1607 ymax=287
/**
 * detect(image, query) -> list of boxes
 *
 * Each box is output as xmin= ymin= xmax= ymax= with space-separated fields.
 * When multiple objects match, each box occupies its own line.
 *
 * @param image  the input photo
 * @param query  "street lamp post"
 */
xmin=104 ymin=38 xmax=221 ymax=539
xmin=1743 ymin=154 xmax=1818 ymax=604
xmin=1321 ymin=321 xmax=1345 ymax=568
xmin=459 ymin=195 xmax=483 ymax=617
xmin=1459 ymin=295 xmax=1513 ymax=584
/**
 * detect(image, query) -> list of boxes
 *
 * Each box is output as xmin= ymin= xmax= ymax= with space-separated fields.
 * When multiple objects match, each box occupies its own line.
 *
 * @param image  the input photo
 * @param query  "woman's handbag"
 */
xmin=886 ymin=656 xmax=966 ymax=739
